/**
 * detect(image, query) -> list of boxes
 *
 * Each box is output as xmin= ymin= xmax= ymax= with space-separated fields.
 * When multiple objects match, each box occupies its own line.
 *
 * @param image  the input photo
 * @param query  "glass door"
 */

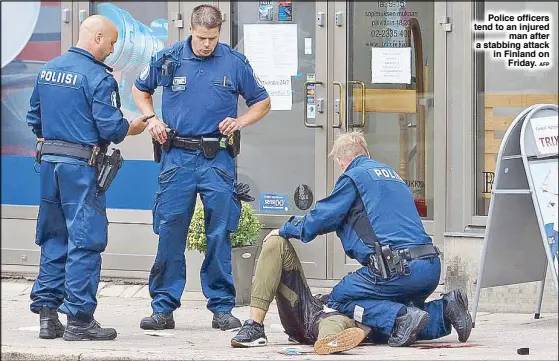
xmin=228 ymin=1 xmax=330 ymax=278
xmin=329 ymin=0 xmax=441 ymax=279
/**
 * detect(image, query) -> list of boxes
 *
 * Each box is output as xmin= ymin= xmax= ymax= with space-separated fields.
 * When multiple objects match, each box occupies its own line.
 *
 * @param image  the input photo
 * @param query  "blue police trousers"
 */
xmin=30 ymin=161 xmax=107 ymax=322
xmin=150 ymin=148 xmax=241 ymax=313
xmin=328 ymin=256 xmax=451 ymax=343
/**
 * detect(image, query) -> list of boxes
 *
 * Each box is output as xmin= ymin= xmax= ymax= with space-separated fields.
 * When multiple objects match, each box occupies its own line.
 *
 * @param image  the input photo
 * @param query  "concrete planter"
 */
xmin=232 ymin=245 xmax=259 ymax=306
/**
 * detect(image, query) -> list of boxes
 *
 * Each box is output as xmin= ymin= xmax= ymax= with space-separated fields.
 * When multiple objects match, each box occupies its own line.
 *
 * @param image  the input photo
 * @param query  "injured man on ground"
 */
xmin=231 ymin=131 xmax=472 ymax=355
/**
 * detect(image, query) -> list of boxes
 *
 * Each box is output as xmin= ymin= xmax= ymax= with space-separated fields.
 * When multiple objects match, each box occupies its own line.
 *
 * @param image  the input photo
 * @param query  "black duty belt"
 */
xmin=37 ymin=139 xmax=122 ymax=194
xmin=171 ymin=136 xmax=205 ymax=151
xmin=368 ymin=243 xmax=440 ymax=280
xmin=170 ymin=135 xmax=226 ymax=159
xmin=41 ymin=140 xmax=94 ymax=162
xmin=395 ymin=244 xmax=440 ymax=261
xmin=153 ymin=130 xmax=241 ymax=163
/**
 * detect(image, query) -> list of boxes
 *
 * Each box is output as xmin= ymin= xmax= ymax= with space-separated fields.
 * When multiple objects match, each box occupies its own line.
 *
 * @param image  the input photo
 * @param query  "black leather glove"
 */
xmin=235 ymin=182 xmax=254 ymax=202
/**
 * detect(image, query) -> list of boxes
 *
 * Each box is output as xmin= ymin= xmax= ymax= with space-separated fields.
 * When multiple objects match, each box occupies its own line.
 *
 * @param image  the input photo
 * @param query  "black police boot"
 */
xmin=388 ymin=307 xmax=430 ymax=347
xmin=140 ymin=312 xmax=175 ymax=330
xmin=212 ymin=311 xmax=242 ymax=331
xmin=63 ymin=318 xmax=117 ymax=341
xmin=442 ymin=289 xmax=473 ymax=342
xmin=231 ymin=320 xmax=268 ymax=347
xmin=38 ymin=306 xmax=65 ymax=339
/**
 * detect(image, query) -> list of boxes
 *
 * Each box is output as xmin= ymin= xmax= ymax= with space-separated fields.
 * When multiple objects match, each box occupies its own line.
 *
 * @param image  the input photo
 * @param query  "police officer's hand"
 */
xmin=219 ymin=117 xmax=243 ymax=136
xmin=128 ymin=114 xmax=154 ymax=136
xmin=146 ymin=117 xmax=168 ymax=144
xmin=263 ymin=229 xmax=280 ymax=243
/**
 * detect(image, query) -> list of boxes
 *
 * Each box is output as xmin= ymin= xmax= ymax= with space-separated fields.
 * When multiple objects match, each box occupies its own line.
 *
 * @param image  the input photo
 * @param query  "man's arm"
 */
xmin=219 ymin=98 xmax=270 ymax=136
xmin=92 ymin=77 xmax=150 ymax=144
xmin=279 ymin=176 xmax=357 ymax=243
xmin=238 ymin=97 xmax=271 ymax=128
xmin=26 ymin=76 xmax=42 ymax=138
xmin=133 ymin=61 xmax=169 ymax=143
xmin=131 ymin=84 xmax=157 ymax=117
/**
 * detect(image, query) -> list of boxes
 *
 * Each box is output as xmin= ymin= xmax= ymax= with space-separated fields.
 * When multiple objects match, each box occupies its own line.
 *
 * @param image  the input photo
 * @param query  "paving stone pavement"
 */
xmin=1 ymin=279 xmax=557 ymax=360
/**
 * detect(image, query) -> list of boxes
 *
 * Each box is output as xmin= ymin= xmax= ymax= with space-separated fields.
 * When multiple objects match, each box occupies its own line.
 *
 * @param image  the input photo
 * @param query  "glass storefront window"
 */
xmin=474 ymin=1 xmax=558 ymax=215
xmin=91 ymin=1 xmax=170 ymax=160
xmin=1 ymin=2 xmax=62 ymax=156
xmin=347 ymin=1 xmax=435 ymax=220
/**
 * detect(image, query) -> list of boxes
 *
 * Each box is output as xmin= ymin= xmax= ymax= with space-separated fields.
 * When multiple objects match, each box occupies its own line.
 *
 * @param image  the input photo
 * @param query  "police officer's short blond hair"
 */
xmin=329 ymin=131 xmax=369 ymax=160
xmin=191 ymin=4 xmax=222 ymax=31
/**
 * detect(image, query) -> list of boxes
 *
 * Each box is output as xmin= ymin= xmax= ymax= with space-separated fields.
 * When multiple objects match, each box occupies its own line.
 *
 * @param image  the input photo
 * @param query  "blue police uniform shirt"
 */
xmin=134 ymin=36 xmax=269 ymax=137
xmin=27 ymin=47 xmax=130 ymax=164
xmin=280 ymin=155 xmax=432 ymax=265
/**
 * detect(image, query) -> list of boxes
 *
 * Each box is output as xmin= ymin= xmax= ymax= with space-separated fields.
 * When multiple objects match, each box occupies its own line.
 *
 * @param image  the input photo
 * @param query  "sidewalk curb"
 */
xmin=1 ymin=350 xmax=198 ymax=361
xmin=1 ymin=351 xmax=80 ymax=361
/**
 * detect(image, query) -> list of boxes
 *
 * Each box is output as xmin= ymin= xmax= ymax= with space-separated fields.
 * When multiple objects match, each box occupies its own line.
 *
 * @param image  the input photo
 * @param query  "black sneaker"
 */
xmin=63 ymin=318 xmax=117 ymax=341
xmin=388 ymin=307 xmax=429 ymax=347
xmin=140 ymin=312 xmax=175 ymax=330
xmin=38 ymin=306 xmax=65 ymax=339
xmin=212 ymin=311 xmax=242 ymax=331
xmin=443 ymin=289 xmax=473 ymax=342
xmin=231 ymin=320 xmax=268 ymax=348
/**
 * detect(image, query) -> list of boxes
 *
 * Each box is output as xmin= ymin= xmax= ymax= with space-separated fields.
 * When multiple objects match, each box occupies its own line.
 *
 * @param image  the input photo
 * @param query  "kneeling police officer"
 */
xmin=237 ymin=131 xmax=473 ymax=348
xmin=27 ymin=15 xmax=152 ymax=341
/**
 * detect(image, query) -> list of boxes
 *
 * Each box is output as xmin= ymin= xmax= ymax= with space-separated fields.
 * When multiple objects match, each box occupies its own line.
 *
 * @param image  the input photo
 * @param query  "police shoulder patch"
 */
xmin=139 ymin=63 xmax=150 ymax=81
xmin=111 ymin=91 xmax=118 ymax=108
xmin=253 ymin=72 xmax=264 ymax=89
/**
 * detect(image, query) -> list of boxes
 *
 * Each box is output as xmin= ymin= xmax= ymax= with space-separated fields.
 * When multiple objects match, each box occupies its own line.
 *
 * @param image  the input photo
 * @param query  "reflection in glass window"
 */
xmin=1 ymin=2 xmax=62 ymax=156
xmin=93 ymin=2 xmax=170 ymax=119
xmin=348 ymin=1 xmax=435 ymax=219
xmin=474 ymin=1 xmax=558 ymax=215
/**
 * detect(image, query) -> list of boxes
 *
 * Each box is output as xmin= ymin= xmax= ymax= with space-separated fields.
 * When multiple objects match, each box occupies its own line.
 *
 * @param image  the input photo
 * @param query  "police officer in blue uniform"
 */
xmin=132 ymin=4 xmax=270 ymax=331
xmin=26 ymin=15 xmax=152 ymax=341
xmin=248 ymin=131 xmax=473 ymax=347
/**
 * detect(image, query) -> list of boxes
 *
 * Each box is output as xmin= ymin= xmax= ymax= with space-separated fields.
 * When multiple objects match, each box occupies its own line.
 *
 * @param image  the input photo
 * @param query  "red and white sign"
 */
xmin=530 ymin=116 xmax=558 ymax=156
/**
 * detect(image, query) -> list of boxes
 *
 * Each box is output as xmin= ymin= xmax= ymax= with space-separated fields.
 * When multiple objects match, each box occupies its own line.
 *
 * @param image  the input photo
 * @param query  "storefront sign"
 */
xmin=530 ymin=115 xmax=558 ymax=156
xmin=259 ymin=193 xmax=289 ymax=212
xmin=472 ymin=104 xmax=559 ymax=325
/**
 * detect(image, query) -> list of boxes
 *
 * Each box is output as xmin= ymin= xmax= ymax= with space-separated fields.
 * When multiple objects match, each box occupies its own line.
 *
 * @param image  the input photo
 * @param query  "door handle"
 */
xmin=332 ymin=81 xmax=344 ymax=129
xmin=348 ymin=80 xmax=366 ymax=128
xmin=303 ymin=80 xmax=324 ymax=128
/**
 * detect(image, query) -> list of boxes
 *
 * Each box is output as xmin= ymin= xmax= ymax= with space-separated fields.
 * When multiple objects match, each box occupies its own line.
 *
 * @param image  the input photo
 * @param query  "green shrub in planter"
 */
xmin=186 ymin=201 xmax=262 ymax=253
